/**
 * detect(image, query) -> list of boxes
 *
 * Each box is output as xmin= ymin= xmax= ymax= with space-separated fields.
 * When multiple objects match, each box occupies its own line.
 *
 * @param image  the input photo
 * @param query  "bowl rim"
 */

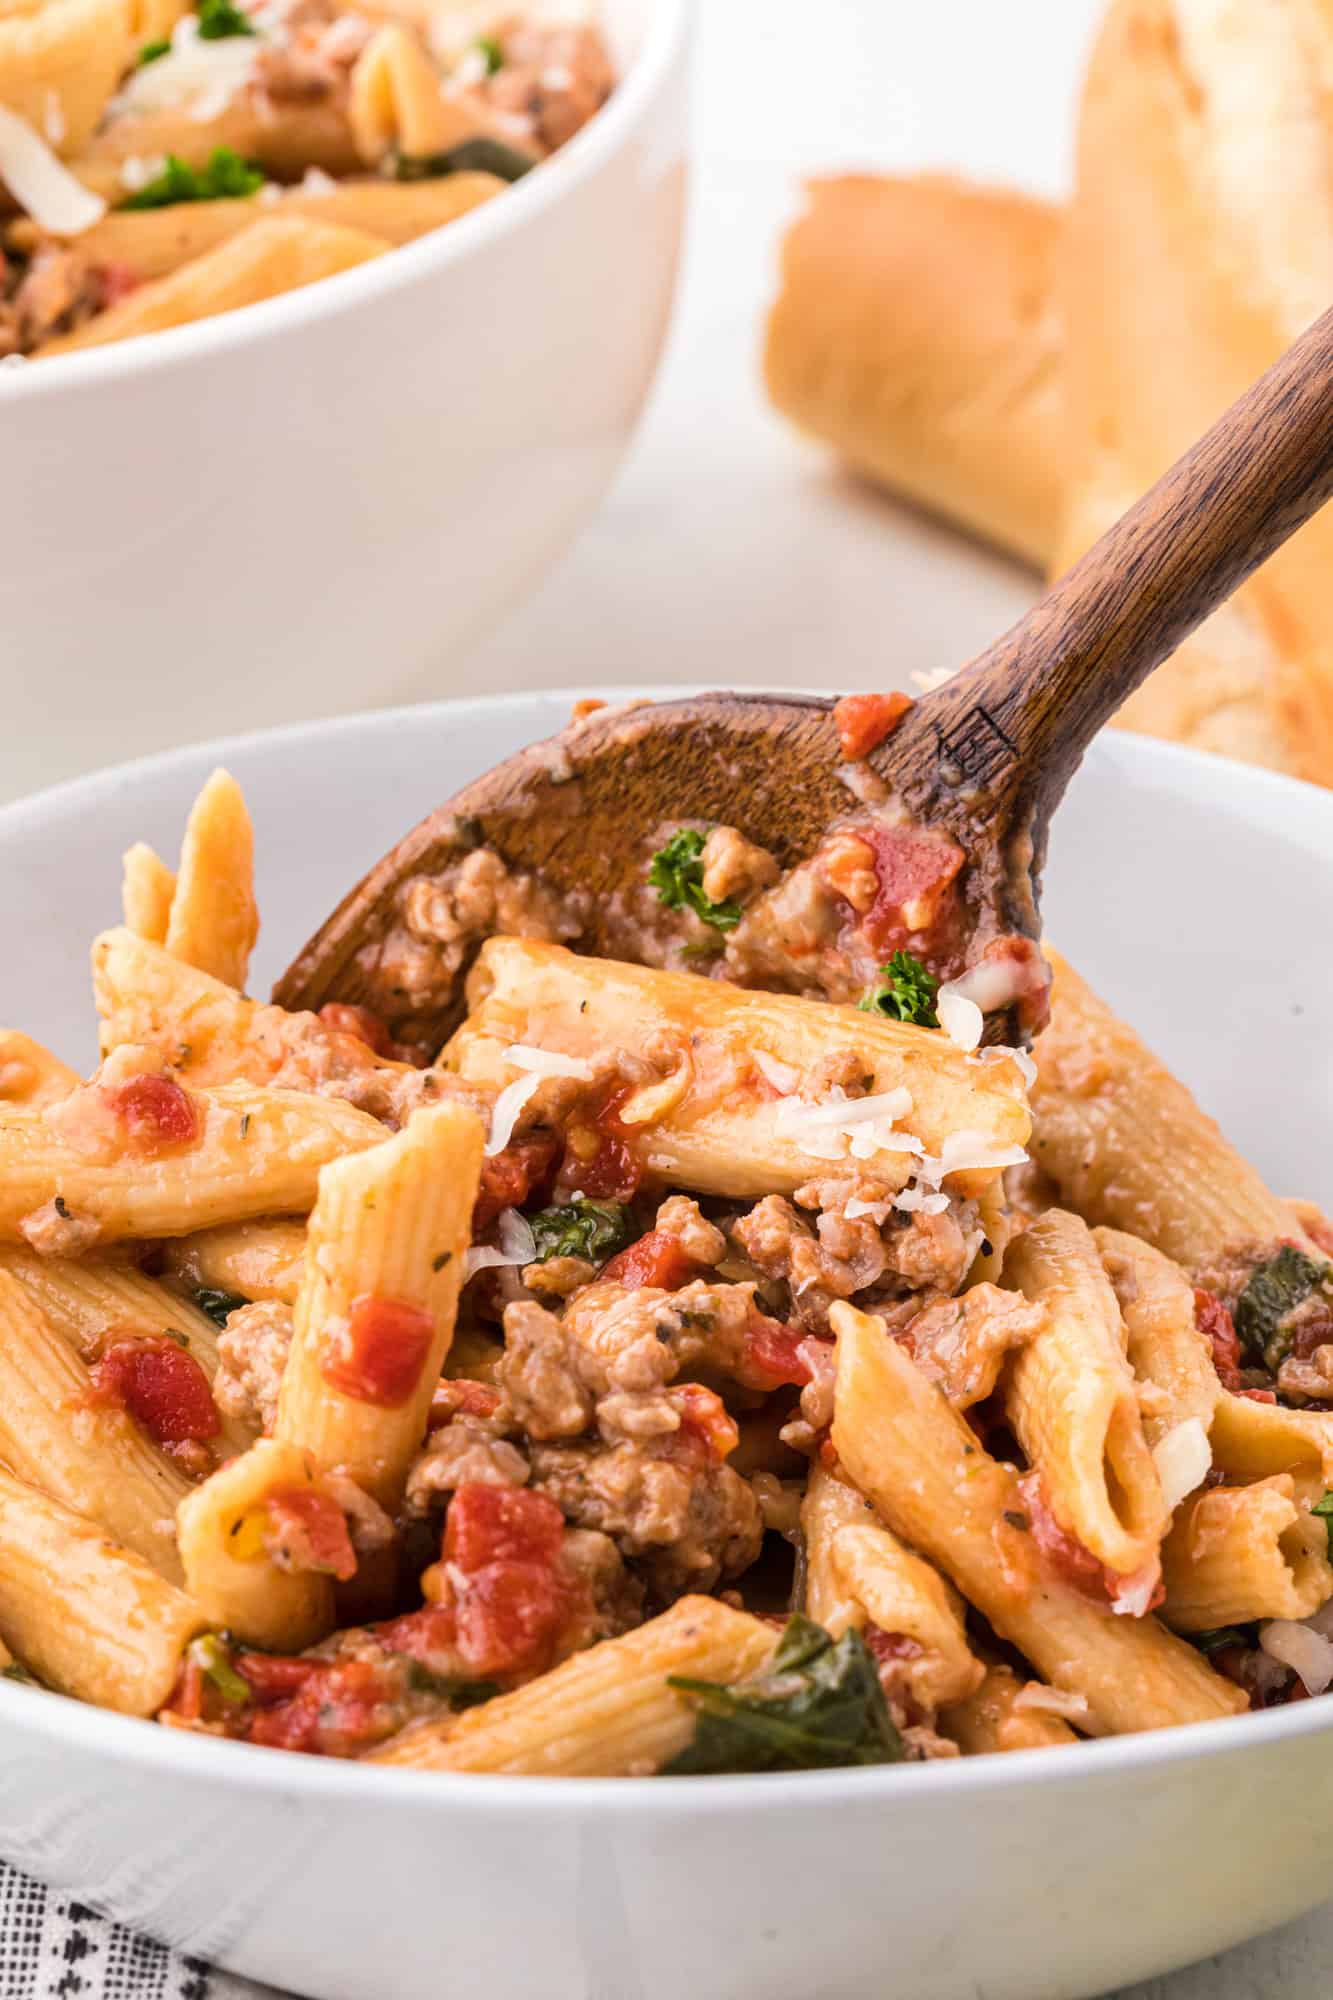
xmin=4 ymin=685 xmax=1333 ymax=1813
xmin=0 ymin=0 xmax=691 ymax=402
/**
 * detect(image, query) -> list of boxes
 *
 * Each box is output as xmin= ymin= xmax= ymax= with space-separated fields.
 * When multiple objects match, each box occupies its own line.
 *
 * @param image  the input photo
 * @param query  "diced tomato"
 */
xmin=857 ymin=823 xmax=965 ymax=958
xmin=662 ymin=1383 xmax=739 ymax=1465
xmin=445 ymin=1482 xmax=565 ymax=1573
xmin=103 ymin=1074 xmax=199 ymax=1152
xmin=743 ymin=1314 xmax=816 ymax=1387
xmin=1194 ymin=1289 xmax=1245 ymax=1392
xmin=561 ymin=1085 xmax=642 ymax=1202
xmin=473 ymin=1132 xmax=561 ymax=1231
xmin=88 ymin=1335 xmax=220 ymax=1447
xmin=833 ymin=691 xmax=913 ymax=762
xmin=318 ymin=1002 xmax=397 ymax=1059
xmin=1015 ymin=1473 xmax=1164 ymax=1614
xmin=373 ymin=1602 xmax=460 ymax=1671
xmin=428 ymin=1378 xmax=502 ymax=1428
xmin=452 ymin=1561 xmax=571 ymax=1677
xmin=243 ymin=1656 xmax=400 ymax=1756
xmin=321 ymin=1295 xmax=435 ymax=1406
xmin=601 ymin=1229 xmax=701 ymax=1290
xmin=235 ymin=1653 xmax=321 ymax=1702
xmin=1237 ymin=1388 xmax=1279 ymax=1405
xmin=264 ymin=1486 xmax=358 ymax=1582
xmin=864 ymin=1628 xmax=924 ymax=1666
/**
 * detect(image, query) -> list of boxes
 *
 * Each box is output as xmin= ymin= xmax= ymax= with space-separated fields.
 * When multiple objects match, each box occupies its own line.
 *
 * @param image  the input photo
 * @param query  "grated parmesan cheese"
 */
xmin=1152 ymin=1417 xmax=1212 ymax=1514
xmin=0 ymin=105 xmax=105 ymax=235
xmin=1260 ymin=1618 xmax=1333 ymax=1695
xmin=462 ymin=1206 xmax=536 ymax=1280
xmin=485 ymin=1072 xmax=540 ymax=1156
xmin=752 ymin=1050 xmax=799 ymax=1095
xmin=1011 ymin=1683 xmax=1091 ymax=1723
xmin=113 ymin=17 xmax=261 ymax=121
xmin=505 ymin=1044 xmax=594 ymax=1081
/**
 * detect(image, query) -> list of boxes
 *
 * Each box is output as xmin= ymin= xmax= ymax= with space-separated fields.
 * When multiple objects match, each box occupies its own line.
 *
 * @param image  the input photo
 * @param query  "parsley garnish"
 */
xmin=188 ymin=1634 xmax=251 ymax=1707
xmin=1313 ymin=1493 xmax=1333 ymax=1556
xmin=194 ymin=1286 xmax=247 ymax=1327
xmin=196 ymin=0 xmax=255 ymax=38
xmin=138 ymin=36 xmax=171 ymax=62
xmin=122 ymin=148 xmax=265 ymax=210
xmin=1234 ymin=1246 xmax=1333 ymax=1372
xmin=395 ymin=136 xmax=534 ymax=184
xmin=858 ymin=949 xmax=939 ymax=1027
xmin=474 ymin=33 xmax=504 ymax=72
xmin=529 ymin=1200 xmax=633 ymax=1265
xmin=406 ymin=1664 xmax=500 ymax=1709
xmin=648 ymin=827 xmax=743 ymax=932
xmin=663 ymin=1614 xmax=904 ymax=1774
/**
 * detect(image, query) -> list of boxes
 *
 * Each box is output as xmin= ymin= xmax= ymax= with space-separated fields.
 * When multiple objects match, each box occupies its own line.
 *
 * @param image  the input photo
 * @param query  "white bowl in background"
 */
xmin=2 ymin=690 xmax=1331 ymax=2000
xmin=0 ymin=4 xmax=689 ymax=805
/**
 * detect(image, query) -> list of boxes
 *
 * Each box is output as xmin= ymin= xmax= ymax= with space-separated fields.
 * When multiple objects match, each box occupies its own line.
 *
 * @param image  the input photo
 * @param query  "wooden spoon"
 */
xmin=276 ymin=304 xmax=1333 ymax=1051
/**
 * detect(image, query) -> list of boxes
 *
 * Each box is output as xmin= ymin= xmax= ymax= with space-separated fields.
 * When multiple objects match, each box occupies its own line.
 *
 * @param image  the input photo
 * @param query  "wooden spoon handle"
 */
xmin=895 ymin=300 xmax=1333 ymax=819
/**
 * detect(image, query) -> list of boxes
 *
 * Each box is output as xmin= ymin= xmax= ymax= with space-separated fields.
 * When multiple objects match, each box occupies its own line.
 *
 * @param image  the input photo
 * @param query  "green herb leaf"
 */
xmin=122 ymin=147 xmax=265 ymax=210
xmin=857 ymin=949 xmax=940 ymax=1027
xmin=1313 ymin=1493 xmax=1333 ymax=1556
xmin=196 ymin=0 xmax=255 ymax=39
xmin=648 ymin=827 xmax=743 ymax=932
xmin=194 ymin=1286 xmax=247 ymax=1327
xmin=188 ymin=1634 xmax=252 ymax=1707
xmin=1 ymin=1661 xmax=37 ymax=1686
xmin=474 ymin=33 xmax=504 ymax=72
xmin=663 ymin=1614 xmax=904 ymax=1774
xmin=1191 ymin=1626 xmax=1254 ymax=1656
xmin=1234 ymin=1245 xmax=1332 ymax=1372
xmin=395 ymin=136 xmax=535 ymax=184
xmin=529 ymin=1199 xmax=633 ymax=1265
xmin=406 ymin=1663 xmax=501 ymax=1709
xmin=138 ymin=36 xmax=171 ymax=62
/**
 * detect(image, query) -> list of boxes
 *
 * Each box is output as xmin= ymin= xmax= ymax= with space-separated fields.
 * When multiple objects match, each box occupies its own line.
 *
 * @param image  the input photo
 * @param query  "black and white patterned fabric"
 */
xmin=0 ymin=1862 xmax=286 ymax=2000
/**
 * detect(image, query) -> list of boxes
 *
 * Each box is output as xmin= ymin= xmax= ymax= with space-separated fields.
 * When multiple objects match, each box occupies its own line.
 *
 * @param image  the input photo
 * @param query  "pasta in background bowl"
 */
xmin=0 ymin=0 xmax=689 ymax=800
xmin=0 ymin=688 xmax=1331 ymax=2000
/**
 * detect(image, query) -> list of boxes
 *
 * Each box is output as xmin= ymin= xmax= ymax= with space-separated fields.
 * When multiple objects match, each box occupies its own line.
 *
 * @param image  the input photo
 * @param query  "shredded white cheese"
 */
xmin=506 ymin=1044 xmax=594 ymax=1081
xmin=937 ymin=985 xmax=984 ymax=1053
xmin=113 ymin=17 xmax=261 ymax=121
xmin=0 ymin=105 xmax=105 ymax=235
xmin=1109 ymin=1561 xmax=1161 ymax=1619
xmin=1152 ymin=1418 xmax=1212 ymax=1514
xmin=752 ymin=1051 xmax=799 ymax=1095
xmin=485 ymin=1073 xmax=540 ymax=1156
xmin=462 ymin=1206 xmax=536 ymax=1280
xmin=1261 ymin=1618 xmax=1333 ymax=1695
xmin=843 ymin=1196 xmax=893 ymax=1223
xmin=1012 ymin=1684 xmax=1091 ymax=1723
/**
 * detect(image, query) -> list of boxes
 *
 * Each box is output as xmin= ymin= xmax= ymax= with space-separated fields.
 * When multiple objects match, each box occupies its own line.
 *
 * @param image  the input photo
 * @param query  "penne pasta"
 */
xmin=0 ymin=1466 xmax=206 ymax=1715
xmin=1161 ymin=1476 xmax=1333 ymax=1631
xmin=67 ymin=99 xmax=363 ymax=205
xmin=940 ymin=1662 xmax=1080 ymax=1755
xmin=39 ymin=215 xmax=389 ymax=356
xmin=452 ymin=938 xmax=1031 ymax=1203
xmin=120 ymin=841 xmax=177 ymax=946
xmin=1094 ymin=1226 xmax=1219 ymax=1448
xmin=161 ymin=1217 xmax=307 ymax=1310
xmin=802 ymin=1462 xmax=982 ymax=1710
xmin=1209 ymin=1392 xmax=1333 ymax=1485
xmin=0 ymin=1078 xmax=384 ymax=1247
xmin=0 ymin=0 xmax=185 ymax=160
xmin=0 ymin=1267 xmax=190 ymax=1581
xmin=175 ymin=1437 xmax=337 ymax=1651
xmin=1002 ymin=1210 xmax=1167 ymax=1576
xmin=8 ymin=172 xmax=503 ymax=279
xmin=349 ymin=22 xmax=493 ymax=164
xmin=371 ymin=1598 xmax=778 ymax=1775
xmin=830 ymin=1302 xmax=1245 ymax=1734
xmin=0 ymin=1243 xmax=256 ymax=1455
xmin=274 ymin=1101 xmax=484 ymax=1505
xmin=163 ymin=768 xmax=259 ymax=992
xmin=1030 ymin=951 xmax=1318 ymax=1271
xmin=0 ymin=1028 xmax=79 ymax=1109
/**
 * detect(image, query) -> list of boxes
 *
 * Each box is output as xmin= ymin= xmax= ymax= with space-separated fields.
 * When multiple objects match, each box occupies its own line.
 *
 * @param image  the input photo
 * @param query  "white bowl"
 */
xmin=3 ymin=691 xmax=1332 ymax=2000
xmin=0 ymin=4 xmax=689 ymax=806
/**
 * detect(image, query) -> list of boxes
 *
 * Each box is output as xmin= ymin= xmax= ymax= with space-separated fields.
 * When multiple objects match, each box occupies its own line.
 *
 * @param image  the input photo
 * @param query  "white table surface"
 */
xmin=462 ymin=2 xmax=1333 ymax=1993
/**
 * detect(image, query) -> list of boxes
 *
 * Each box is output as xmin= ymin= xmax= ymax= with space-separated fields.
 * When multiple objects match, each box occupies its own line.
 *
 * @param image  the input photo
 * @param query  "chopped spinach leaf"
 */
xmin=1234 ymin=1245 xmax=1332 ymax=1372
xmin=122 ymin=147 xmax=265 ymax=210
xmin=138 ymin=35 xmax=171 ymax=62
xmin=407 ymin=1663 xmax=500 ymax=1709
xmin=663 ymin=1613 xmax=904 ymax=1774
xmin=188 ymin=1634 xmax=252 ymax=1707
xmin=648 ymin=827 xmax=743 ymax=932
xmin=194 ymin=1286 xmax=247 ymax=1327
xmin=529 ymin=1199 xmax=632 ymax=1265
xmin=858 ymin=949 xmax=939 ymax=1027
xmin=1191 ymin=1626 xmax=1254 ymax=1657
xmin=1313 ymin=1492 xmax=1333 ymax=1556
xmin=196 ymin=0 xmax=255 ymax=38
xmin=395 ymin=136 xmax=535 ymax=184
xmin=474 ymin=33 xmax=504 ymax=72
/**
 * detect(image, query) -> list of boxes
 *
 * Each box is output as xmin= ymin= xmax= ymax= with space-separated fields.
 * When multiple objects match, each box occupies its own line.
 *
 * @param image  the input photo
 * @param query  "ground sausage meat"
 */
xmin=214 ymin=1301 xmax=294 ymax=1434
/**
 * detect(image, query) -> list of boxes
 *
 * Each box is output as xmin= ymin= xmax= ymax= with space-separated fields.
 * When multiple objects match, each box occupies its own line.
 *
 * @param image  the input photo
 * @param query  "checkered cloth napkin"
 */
xmin=0 ymin=1863 xmax=287 ymax=2000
